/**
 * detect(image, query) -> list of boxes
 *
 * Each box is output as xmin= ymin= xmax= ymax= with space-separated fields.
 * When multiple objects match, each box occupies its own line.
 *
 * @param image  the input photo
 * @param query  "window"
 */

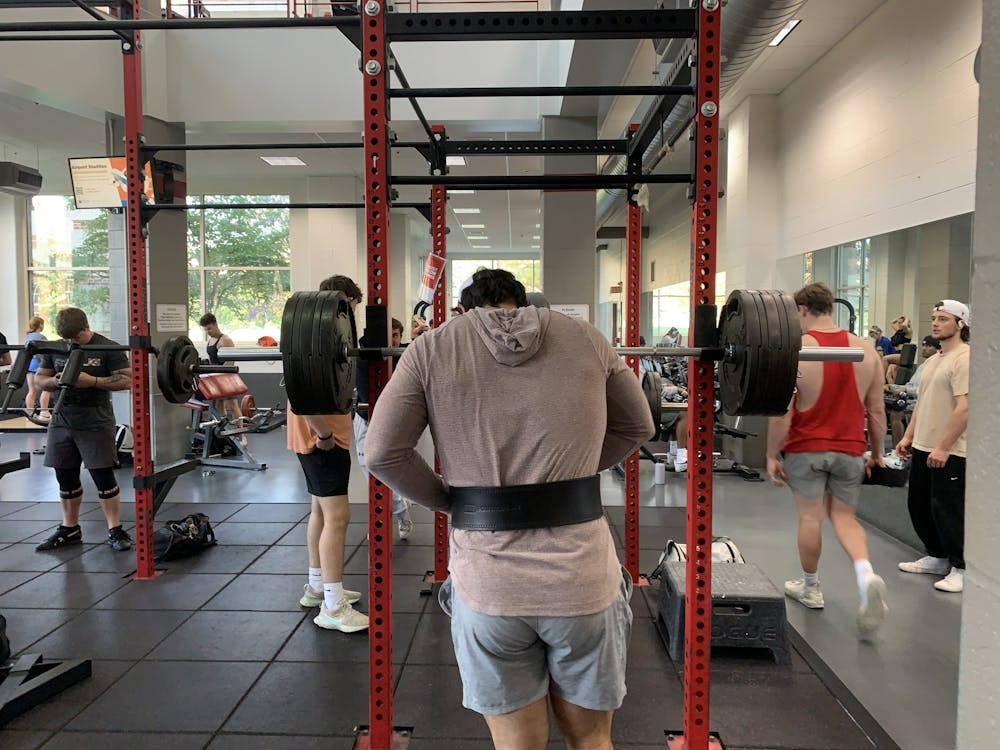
xmin=187 ymin=195 xmax=291 ymax=343
xmin=650 ymin=273 xmax=727 ymax=345
xmin=28 ymin=196 xmax=111 ymax=335
xmin=449 ymin=258 xmax=541 ymax=306
xmin=834 ymin=239 xmax=870 ymax=334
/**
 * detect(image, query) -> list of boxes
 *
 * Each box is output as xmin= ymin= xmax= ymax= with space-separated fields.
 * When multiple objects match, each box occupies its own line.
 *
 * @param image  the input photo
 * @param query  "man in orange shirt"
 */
xmin=288 ymin=274 xmax=368 ymax=633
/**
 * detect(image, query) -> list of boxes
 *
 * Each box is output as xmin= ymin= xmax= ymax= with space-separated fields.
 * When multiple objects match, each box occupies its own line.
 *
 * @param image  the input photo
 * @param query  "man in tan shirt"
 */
xmin=896 ymin=300 xmax=970 ymax=593
xmin=365 ymin=269 xmax=653 ymax=750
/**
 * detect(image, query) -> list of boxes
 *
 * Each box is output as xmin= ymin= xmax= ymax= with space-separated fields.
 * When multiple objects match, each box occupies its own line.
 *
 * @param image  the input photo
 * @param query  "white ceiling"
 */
xmin=0 ymin=0 xmax=886 ymax=257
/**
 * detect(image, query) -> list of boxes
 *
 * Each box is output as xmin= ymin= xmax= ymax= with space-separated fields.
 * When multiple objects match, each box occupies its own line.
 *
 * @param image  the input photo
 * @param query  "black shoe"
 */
xmin=107 ymin=526 xmax=133 ymax=552
xmin=36 ymin=525 xmax=82 ymax=552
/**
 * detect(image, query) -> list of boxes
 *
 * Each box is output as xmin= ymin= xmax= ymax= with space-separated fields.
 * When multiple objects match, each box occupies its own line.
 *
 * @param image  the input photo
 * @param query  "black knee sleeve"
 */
xmin=55 ymin=468 xmax=84 ymax=500
xmin=88 ymin=467 xmax=119 ymax=498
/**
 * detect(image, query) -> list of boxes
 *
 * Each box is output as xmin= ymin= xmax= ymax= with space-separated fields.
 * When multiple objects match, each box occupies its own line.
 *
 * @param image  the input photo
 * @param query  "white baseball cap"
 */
xmin=934 ymin=299 xmax=970 ymax=324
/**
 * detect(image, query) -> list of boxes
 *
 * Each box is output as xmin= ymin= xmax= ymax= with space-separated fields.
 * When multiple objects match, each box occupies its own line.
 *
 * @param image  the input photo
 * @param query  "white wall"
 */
xmin=777 ymin=0 xmax=980 ymax=258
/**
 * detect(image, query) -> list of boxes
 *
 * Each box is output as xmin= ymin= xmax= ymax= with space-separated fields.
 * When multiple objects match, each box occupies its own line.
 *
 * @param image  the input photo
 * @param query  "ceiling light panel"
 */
xmin=446 ymin=156 xmax=467 ymax=166
xmin=452 ymin=208 xmax=481 ymax=214
xmin=260 ymin=156 xmax=307 ymax=166
xmin=768 ymin=19 xmax=800 ymax=47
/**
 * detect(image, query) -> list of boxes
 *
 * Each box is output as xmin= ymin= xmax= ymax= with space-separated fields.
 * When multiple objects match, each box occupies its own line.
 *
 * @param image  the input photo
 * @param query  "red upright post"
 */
xmin=623 ymin=174 xmax=643 ymax=585
xmin=429 ymin=134 xmax=450 ymax=585
xmin=122 ymin=0 xmax=156 ymax=581
xmin=361 ymin=2 xmax=397 ymax=749
xmin=678 ymin=2 xmax=722 ymax=749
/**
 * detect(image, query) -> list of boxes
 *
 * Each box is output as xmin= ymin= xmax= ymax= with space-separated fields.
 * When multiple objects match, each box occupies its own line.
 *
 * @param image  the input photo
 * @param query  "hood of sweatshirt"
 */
xmin=467 ymin=306 xmax=551 ymax=367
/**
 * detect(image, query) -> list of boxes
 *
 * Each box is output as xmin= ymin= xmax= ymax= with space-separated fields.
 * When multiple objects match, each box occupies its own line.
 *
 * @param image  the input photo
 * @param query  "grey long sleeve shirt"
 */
xmin=365 ymin=306 xmax=654 ymax=617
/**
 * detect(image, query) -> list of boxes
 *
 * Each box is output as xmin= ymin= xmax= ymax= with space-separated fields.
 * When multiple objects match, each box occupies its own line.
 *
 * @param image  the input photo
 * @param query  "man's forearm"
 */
xmin=93 ymin=372 xmax=132 ymax=391
xmin=867 ymin=409 xmax=887 ymax=454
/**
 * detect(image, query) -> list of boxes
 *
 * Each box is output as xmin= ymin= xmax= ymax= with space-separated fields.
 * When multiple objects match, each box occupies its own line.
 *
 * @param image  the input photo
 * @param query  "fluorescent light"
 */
xmin=531 ymin=235 xmax=540 ymax=240
xmin=472 ymin=244 xmax=492 ymax=249
xmin=768 ymin=19 xmax=800 ymax=47
xmin=467 ymin=236 xmax=489 ymax=240
xmin=453 ymin=208 xmax=481 ymax=214
xmin=448 ymin=189 xmax=475 ymax=195
xmin=534 ymin=223 xmax=541 ymax=228
xmin=531 ymin=244 xmax=540 ymax=249
xmin=446 ymin=156 xmax=467 ymax=166
xmin=461 ymin=223 xmax=486 ymax=229
xmin=260 ymin=156 xmax=307 ymax=166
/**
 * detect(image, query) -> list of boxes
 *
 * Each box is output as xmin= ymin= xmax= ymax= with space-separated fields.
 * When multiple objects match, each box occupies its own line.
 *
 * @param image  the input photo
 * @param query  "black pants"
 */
xmin=906 ymin=448 xmax=965 ymax=568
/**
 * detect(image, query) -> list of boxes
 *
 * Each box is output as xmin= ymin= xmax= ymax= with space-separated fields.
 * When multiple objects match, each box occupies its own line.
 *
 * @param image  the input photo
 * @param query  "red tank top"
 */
xmin=784 ymin=329 xmax=867 ymax=456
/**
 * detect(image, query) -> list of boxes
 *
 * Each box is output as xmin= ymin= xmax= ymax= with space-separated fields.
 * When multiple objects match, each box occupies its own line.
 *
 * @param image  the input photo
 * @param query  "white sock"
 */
xmin=323 ymin=582 xmax=345 ymax=610
xmin=308 ymin=567 xmax=323 ymax=592
xmin=854 ymin=559 xmax=874 ymax=607
xmin=803 ymin=571 xmax=819 ymax=588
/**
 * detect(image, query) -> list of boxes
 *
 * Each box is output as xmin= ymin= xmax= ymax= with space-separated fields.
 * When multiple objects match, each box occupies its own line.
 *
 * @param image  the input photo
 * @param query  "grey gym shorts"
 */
xmin=43 ymin=425 xmax=118 ymax=470
xmin=782 ymin=450 xmax=866 ymax=507
xmin=438 ymin=568 xmax=634 ymax=716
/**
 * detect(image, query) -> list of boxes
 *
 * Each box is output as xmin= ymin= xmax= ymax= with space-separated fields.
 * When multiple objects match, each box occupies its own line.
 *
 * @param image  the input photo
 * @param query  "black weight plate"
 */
xmin=718 ymin=290 xmax=802 ymax=416
xmin=642 ymin=370 xmax=663 ymax=441
xmin=157 ymin=335 xmax=199 ymax=404
xmin=281 ymin=291 xmax=356 ymax=415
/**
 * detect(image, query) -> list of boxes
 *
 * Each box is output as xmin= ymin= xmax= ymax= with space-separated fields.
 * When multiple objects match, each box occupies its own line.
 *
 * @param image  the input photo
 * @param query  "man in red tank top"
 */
xmin=766 ymin=282 xmax=889 ymax=638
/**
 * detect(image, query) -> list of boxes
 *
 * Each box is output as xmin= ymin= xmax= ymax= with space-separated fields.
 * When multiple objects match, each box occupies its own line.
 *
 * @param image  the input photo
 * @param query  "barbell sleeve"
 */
xmin=192 ymin=364 xmax=241 ymax=375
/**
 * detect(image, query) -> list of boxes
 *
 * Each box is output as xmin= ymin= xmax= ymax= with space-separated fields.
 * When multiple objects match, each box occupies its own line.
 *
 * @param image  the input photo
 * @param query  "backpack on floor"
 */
xmin=153 ymin=513 xmax=217 ymax=562
xmin=649 ymin=536 xmax=745 ymax=580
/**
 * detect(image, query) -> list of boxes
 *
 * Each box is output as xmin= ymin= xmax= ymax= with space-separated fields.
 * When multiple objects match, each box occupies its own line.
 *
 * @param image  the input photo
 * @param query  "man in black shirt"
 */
xmin=34 ymin=308 xmax=134 ymax=552
xmin=0 ymin=331 xmax=11 ymax=367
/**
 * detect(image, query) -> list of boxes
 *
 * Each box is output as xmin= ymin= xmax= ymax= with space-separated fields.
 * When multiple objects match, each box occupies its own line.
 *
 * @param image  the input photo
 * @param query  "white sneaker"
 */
xmin=857 ymin=573 xmax=888 ymax=636
xmin=784 ymin=579 xmax=825 ymax=609
xmin=898 ymin=556 xmax=950 ymax=576
xmin=933 ymin=567 xmax=964 ymax=593
xmin=299 ymin=584 xmax=361 ymax=608
xmin=314 ymin=600 xmax=370 ymax=632
xmin=396 ymin=501 xmax=413 ymax=541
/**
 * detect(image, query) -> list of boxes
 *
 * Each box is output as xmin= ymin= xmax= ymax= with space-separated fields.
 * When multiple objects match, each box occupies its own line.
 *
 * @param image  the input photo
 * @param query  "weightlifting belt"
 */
xmin=450 ymin=475 xmax=603 ymax=532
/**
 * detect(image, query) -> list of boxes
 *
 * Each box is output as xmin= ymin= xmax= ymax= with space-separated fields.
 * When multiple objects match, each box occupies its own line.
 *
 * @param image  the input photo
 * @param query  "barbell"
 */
xmin=151 ymin=288 xmax=861 ymax=418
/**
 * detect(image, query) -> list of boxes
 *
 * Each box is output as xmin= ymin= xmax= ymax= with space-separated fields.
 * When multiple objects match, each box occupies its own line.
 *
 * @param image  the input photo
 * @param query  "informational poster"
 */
xmin=551 ymin=304 xmax=590 ymax=321
xmin=156 ymin=304 xmax=188 ymax=333
xmin=68 ymin=157 xmax=155 ymax=209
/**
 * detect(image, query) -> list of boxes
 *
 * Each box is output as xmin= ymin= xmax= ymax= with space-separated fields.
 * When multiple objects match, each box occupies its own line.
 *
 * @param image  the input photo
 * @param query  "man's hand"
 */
xmin=865 ymin=451 xmax=885 ymax=478
xmin=411 ymin=315 xmax=430 ymax=339
xmin=927 ymin=447 xmax=950 ymax=469
xmin=766 ymin=457 xmax=787 ymax=487
xmin=895 ymin=435 xmax=913 ymax=460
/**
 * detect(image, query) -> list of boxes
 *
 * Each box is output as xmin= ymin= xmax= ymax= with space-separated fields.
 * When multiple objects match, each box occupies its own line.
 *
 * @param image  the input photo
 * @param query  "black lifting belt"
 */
xmin=450 ymin=475 xmax=603 ymax=532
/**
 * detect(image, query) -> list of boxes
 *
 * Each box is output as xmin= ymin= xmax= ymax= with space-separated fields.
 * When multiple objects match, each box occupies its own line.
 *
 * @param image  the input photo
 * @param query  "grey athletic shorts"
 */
xmin=438 ymin=568 xmax=634 ymax=716
xmin=43 ymin=425 xmax=118 ymax=470
xmin=783 ymin=450 xmax=866 ymax=507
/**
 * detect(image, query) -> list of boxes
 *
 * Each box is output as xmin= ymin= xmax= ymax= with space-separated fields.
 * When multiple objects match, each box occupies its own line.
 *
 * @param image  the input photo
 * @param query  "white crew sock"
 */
xmin=854 ymin=559 xmax=874 ymax=607
xmin=308 ymin=567 xmax=323 ymax=592
xmin=802 ymin=571 xmax=819 ymax=588
xmin=324 ymin=582 xmax=345 ymax=611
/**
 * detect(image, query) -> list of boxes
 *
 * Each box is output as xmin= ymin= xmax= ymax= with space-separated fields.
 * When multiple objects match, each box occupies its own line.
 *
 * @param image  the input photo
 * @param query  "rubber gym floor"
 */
xmin=0 ymin=426 xmax=958 ymax=749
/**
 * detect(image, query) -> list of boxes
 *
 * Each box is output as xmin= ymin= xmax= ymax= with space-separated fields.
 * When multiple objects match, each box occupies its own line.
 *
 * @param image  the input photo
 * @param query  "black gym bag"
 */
xmin=153 ymin=513 xmax=217 ymax=562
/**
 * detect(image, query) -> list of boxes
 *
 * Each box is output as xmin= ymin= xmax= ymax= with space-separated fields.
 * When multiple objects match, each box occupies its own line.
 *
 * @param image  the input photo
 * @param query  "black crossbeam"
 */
xmin=141 ymin=202 xmax=431 ymax=211
xmin=395 ymin=139 xmax=628 ymax=156
xmin=392 ymin=174 xmax=690 ymax=190
xmin=386 ymin=10 xmax=697 ymax=42
xmin=387 ymin=85 xmax=694 ymax=98
xmin=0 ymin=34 xmax=121 ymax=41
xmin=0 ymin=17 xmax=360 ymax=32
xmin=142 ymin=142 xmax=363 ymax=152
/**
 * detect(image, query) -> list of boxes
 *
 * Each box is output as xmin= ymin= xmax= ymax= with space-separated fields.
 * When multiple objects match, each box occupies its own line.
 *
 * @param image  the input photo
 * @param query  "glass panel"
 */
xmin=651 ymin=271 xmax=727 ymax=344
xmin=30 ymin=196 xmax=109 ymax=269
xmin=448 ymin=258 xmax=542 ymax=306
xmin=835 ymin=290 xmax=862 ymax=334
xmin=29 ymin=269 xmax=111 ymax=335
xmin=838 ymin=241 xmax=864 ymax=289
xmin=187 ymin=194 xmax=202 ymax=267
xmin=201 ymin=269 xmax=290 ymax=344
xmin=202 ymin=195 xmax=290 ymax=267
xmin=188 ymin=270 xmax=203 ymax=340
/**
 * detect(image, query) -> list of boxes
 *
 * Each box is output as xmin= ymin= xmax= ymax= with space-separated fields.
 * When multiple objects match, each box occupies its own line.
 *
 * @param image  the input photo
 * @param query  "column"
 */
xmin=956 ymin=3 xmax=1000 ymax=747
xmin=542 ymin=116 xmax=597 ymax=318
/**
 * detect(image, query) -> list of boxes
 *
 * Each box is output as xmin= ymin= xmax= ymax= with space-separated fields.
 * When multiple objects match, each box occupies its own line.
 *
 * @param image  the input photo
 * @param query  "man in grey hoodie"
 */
xmin=366 ymin=269 xmax=654 ymax=750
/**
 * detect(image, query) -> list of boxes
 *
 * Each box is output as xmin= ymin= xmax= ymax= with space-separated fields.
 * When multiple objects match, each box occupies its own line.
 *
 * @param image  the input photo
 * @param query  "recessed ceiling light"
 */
xmin=461 ymin=223 xmax=486 ymax=229
xmin=260 ymin=156 xmax=307 ymax=166
xmin=531 ymin=235 xmax=540 ymax=240
xmin=471 ymin=244 xmax=492 ymax=249
xmin=535 ymin=224 xmax=541 ymax=228
xmin=453 ymin=208 xmax=481 ymax=214
xmin=448 ymin=189 xmax=475 ymax=195
xmin=446 ymin=156 xmax=467 ymax=166
xmin=467 ymin=236 xmax=489 ymax=241
xmin=531 ymin=244 xmax=540 ymax=249
xmin=768 ymin=19 xmax=800 ymax=47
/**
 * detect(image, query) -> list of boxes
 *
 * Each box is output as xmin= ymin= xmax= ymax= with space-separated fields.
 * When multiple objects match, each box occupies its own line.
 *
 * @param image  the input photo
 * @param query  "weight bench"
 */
xmin=183 ymin=373 xmax=267 ymax=471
